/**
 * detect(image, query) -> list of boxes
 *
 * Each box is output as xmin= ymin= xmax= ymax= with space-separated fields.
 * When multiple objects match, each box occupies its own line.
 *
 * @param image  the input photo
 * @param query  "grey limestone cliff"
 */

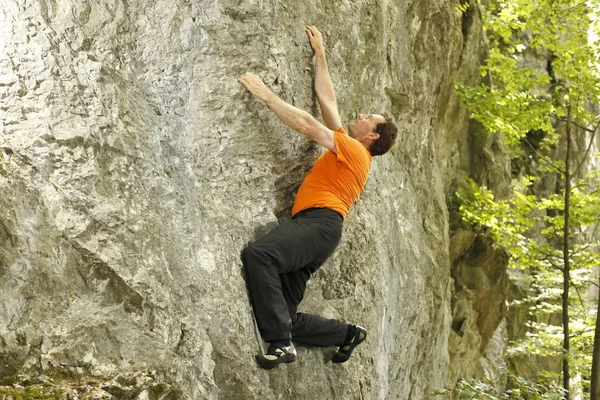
xmin=0 ymin=0 xmax=510 ymax=398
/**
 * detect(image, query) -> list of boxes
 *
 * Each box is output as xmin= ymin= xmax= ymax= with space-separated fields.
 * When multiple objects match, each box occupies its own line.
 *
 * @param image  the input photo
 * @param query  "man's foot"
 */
xmin=255 ymin=342 xmax=297 ymax=370
xmin=332 ymin=325 xmax=367 ymax=364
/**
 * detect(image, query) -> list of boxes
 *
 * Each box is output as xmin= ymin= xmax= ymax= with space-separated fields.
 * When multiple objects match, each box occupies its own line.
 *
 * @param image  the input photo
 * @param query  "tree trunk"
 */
xmin=591 ymin=272 xmax=600 ymax=400
xmin=562 ymin=107 xmax=571 ymax=398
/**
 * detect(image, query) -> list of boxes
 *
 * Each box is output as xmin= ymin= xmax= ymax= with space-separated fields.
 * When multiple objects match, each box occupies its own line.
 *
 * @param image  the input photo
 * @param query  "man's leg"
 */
xmin=243 ymin=213 xmax=340 ymax=342
xmin=243 ymin=208 xmax=345 ymax=368
xmin=280 ymin=268 xmax=347 ymax=347
xmin=292 ymin=313 xmax=348 ymax=347
xmin=280 ymin=263 xmax=367 ymax=363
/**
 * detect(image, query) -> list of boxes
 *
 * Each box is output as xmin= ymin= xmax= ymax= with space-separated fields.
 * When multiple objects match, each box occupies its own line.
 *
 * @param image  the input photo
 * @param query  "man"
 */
xmin=239 ymin=26 xmax=398 ymax=370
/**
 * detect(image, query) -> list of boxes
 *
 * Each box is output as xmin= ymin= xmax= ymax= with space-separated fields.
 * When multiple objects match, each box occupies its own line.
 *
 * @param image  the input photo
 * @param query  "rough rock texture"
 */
xmin=447 ymin=230 xmax=509 ymax=384
xmin=0 ymin=0 xmax=510 ymax=398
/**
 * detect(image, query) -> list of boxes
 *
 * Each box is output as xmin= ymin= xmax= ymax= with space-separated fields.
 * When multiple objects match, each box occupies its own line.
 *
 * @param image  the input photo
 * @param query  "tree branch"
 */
xmin=550 ymin=113 xmax=599 ymax=134
xmin=570 ymin=277 xmax=587 ymax=311
xmin=583 ymin=280 xmax=600 ymax=289
xmin=570 ymin=242 xmax=594 ymax=257
xmin=570 ymin=328 xmax=595 ymax=339
xmin=573 ymin=118 xmax=600 ymax=177
xmin=545 ymin=254 xmax=564 ymax=271
xmin=501 ymin=116 xmax=565 ymax=175
xmin=522 ymin=137 xmax=566 ymax=175
xmin=561 ymin=1 xmax=590 ymax=15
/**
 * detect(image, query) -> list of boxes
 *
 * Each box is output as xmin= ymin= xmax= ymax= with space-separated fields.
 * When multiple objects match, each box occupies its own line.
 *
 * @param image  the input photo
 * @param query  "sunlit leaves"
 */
xmin=456 ymin=177 xmax=537 ymax=256
xmin=453 ymin=0 xmax=600 ymax=394
xmin=456 ymin=2 xmax=471 ymax=15
xmin=456 ymin=0 xmax=600 ymax=150
xmin=456 ymin=174 xmax=600 ymax=392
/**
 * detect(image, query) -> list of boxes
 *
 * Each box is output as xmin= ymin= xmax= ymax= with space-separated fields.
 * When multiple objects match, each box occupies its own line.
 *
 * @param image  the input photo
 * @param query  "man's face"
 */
xmin=348 ymin=113 xmax=386 ymax=142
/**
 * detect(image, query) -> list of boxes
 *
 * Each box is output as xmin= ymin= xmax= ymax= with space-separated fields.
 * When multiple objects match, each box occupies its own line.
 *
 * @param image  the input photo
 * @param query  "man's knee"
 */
xmin=243 ymin=243 xmax=257 ymax=265
xmin=243 ymin=242 xmax=269 ymax=268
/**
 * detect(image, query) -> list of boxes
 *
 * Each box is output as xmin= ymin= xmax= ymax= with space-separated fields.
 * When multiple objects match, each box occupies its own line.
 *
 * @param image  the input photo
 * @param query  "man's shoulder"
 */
xmin=332 ymin=129 xmax=372 ymax=165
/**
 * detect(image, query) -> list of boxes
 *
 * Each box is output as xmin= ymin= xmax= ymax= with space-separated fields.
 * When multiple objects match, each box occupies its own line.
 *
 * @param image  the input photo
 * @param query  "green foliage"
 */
xmin=454 ymin=51 xmax=555 ymax=150
xmin=454 ymin=0 xmax=600 ymax=394
xmin=456 ymin=177 xmax=539 ymax=263
xmin=431 ymin=371 xmax=566 ymax=399
xmin=456 ymin=1 xmax=471 ymax=15
xmin=455 ymin=0 xmax=600 ymax=154
xmin=457 ymin=175 xmax=599 ymax=387
xmin=484 ymin=0 xmax=600 ymax=107
xmin=0 ymin=385 xmax=66 ymax=400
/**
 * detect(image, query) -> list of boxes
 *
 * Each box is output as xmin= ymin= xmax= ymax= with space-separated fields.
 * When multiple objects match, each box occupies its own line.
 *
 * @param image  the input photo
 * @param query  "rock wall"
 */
xmin=0 ymin=0 xmax=509 ymax=398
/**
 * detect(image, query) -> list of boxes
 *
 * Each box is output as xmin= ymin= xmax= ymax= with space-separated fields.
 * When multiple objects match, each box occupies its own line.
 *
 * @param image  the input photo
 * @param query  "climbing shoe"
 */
xmin=332 ymin=324 xmax=367 ymax=363
xmin=255 ymin=342 xmax=297 ymax=370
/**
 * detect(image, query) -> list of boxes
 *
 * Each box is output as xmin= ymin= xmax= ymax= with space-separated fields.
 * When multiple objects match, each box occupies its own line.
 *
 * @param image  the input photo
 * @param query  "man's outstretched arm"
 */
xmin=305 ymin=26 xmax=342 ymax=131
xmin=239 ymin=72 xmax=337 ymax=153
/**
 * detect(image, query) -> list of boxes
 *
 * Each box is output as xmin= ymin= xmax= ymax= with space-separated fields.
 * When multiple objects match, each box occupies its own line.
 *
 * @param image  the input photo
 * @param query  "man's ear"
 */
xmin=370 ymin=132 xmax=380 ymax=140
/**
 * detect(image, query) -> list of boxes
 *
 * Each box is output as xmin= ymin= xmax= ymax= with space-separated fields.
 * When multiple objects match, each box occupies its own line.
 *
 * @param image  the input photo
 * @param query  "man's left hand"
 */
xmin=305 ymin=25 xmax=325 ymax=56
xmin=239 ymin=72 xmax=274 ymax=102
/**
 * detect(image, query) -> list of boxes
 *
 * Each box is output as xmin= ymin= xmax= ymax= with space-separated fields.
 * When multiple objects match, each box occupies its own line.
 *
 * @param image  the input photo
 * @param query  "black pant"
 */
xmin=243 ymin=208 xmax=347 ymax=346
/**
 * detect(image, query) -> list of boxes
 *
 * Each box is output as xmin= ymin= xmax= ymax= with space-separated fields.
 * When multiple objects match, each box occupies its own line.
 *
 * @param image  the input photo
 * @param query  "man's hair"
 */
xmin=370 ymin=112 xmax=398 ymax=156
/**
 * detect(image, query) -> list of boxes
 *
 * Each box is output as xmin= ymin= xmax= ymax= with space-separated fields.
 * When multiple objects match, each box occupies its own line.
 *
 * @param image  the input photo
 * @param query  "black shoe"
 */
xmin=255 ymin=342 xmax=297 ymax=370
xmin=332 ymin=325 xmax=367 ymax=364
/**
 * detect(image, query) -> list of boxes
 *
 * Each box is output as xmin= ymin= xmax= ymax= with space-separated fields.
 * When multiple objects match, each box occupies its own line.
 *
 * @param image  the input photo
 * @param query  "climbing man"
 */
xmin=239 ymin=26 xmax=398 ymax=370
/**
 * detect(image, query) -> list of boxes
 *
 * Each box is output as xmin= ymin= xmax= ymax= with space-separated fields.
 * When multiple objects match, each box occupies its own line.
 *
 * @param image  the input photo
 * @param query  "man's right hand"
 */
xmin=239 ymin=72 xmax=275 ymax=102
xmin=305 ymin=25 xmax=325 ymax=56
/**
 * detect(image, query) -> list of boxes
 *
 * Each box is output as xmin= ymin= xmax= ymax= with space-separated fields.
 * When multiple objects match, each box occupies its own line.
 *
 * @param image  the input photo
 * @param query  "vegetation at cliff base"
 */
xmin=433 ymin=370 xmax=566 ymax=399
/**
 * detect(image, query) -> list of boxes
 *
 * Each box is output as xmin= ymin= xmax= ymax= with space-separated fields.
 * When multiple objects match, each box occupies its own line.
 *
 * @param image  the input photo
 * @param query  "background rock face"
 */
xmin=0 ymin=0 xmax=507 ymax=398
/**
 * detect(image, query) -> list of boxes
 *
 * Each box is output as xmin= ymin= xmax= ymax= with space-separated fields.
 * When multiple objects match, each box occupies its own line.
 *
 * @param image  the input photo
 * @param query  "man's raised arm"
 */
xmin=305 ymin=26 xmax=343 ymax=131
xmin=239 ymin=72 xmax=337 ymax=153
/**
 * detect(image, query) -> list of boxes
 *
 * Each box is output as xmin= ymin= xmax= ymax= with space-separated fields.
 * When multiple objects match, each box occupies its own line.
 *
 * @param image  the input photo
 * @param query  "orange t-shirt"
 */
xmin=291 ymin=127 xmax=373 ymax=219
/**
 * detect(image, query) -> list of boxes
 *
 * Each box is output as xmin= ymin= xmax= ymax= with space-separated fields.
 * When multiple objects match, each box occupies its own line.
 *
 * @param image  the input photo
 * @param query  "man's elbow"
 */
xmin=295 ymin=113 xmax=312 ymax=135
xmin=302 ymin=118 xmax=323 ymax=140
